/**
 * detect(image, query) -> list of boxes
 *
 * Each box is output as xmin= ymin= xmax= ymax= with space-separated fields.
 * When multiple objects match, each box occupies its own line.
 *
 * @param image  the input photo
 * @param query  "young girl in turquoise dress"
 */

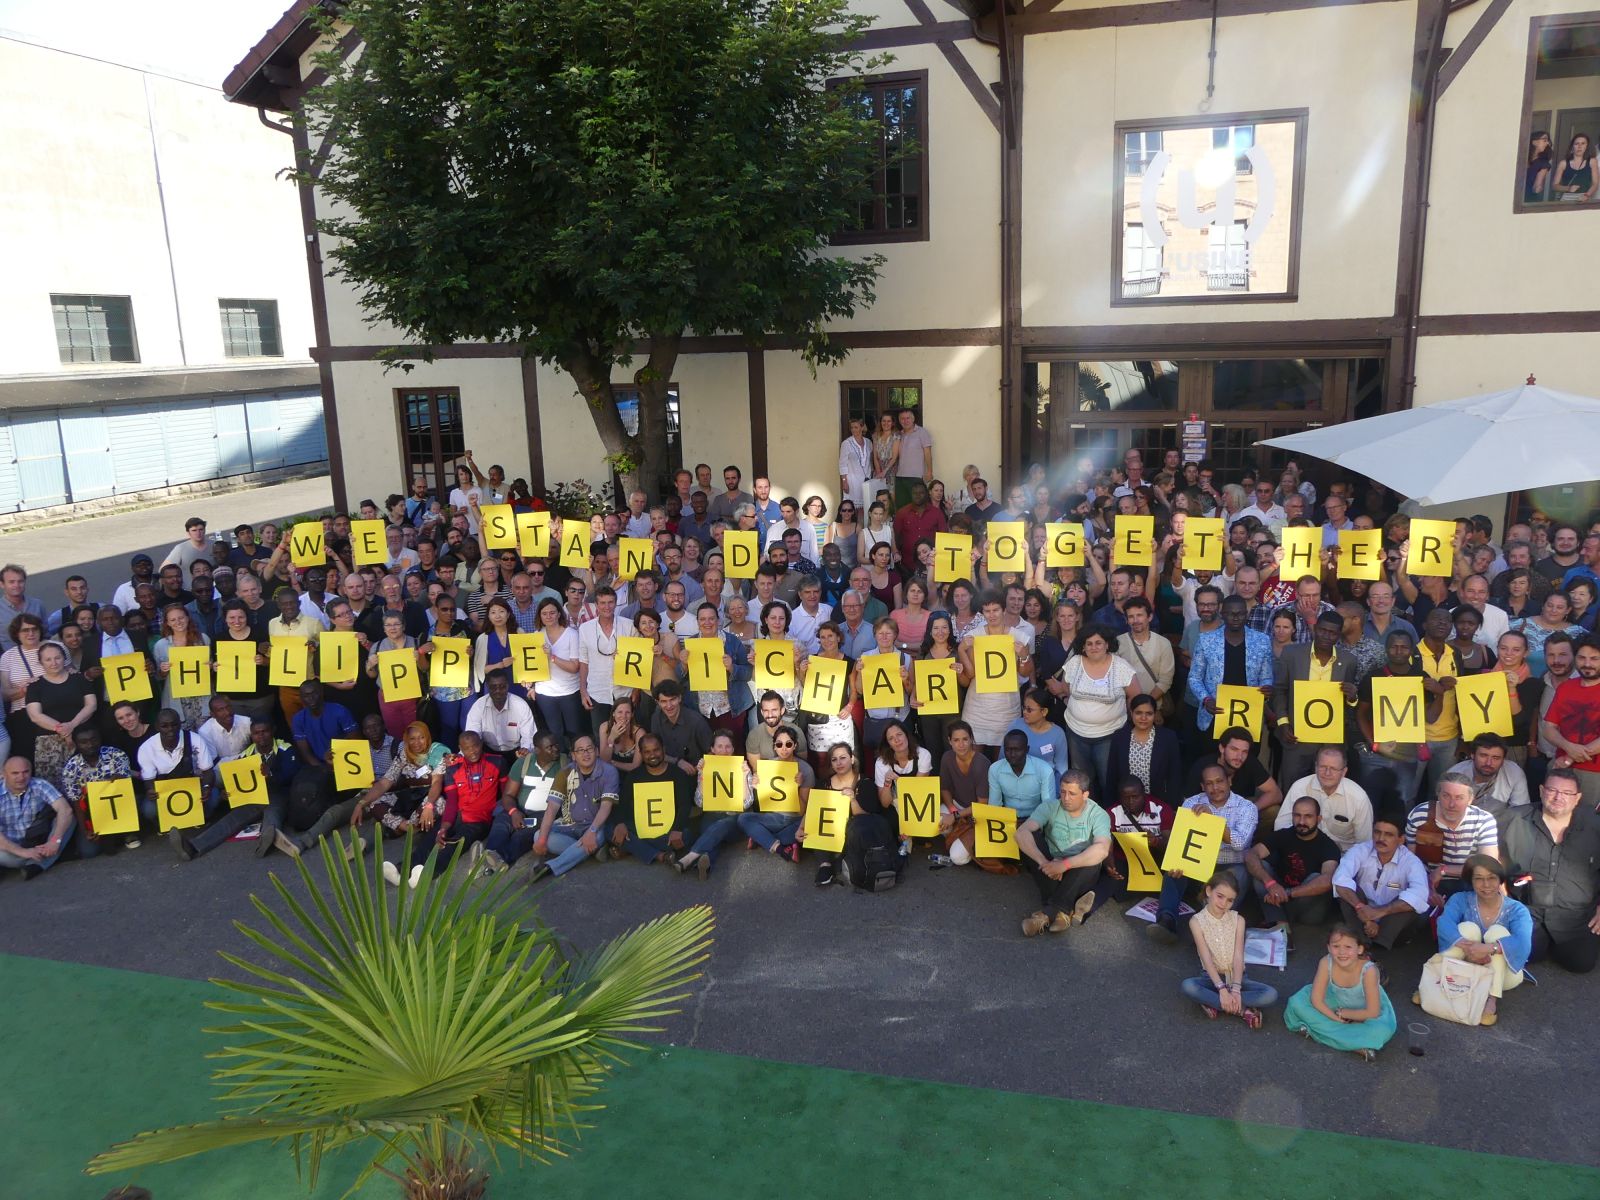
xmin=1284 ymin=924 xmax=1397 ymax=1061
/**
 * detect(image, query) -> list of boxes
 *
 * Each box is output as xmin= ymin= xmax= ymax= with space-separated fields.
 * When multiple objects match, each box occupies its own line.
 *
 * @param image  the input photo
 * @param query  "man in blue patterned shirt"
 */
xmin=58 ymin=725 xmax=134 ymax=858
xmin=0 ymin=756 xmax=75 ymax=877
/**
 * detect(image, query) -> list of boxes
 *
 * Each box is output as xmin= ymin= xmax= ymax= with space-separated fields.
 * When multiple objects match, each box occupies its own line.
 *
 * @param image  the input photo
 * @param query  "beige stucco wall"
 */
xmin=1414 ymin=331 xmax=1600 ymax=405
xmin=330 ymin=356 xmax=525 ymax=503
xmin=2 ymin=40 xmax=314 ymax=375
xmin=1020 ymin=1 xmax=1414 ymax=329
xmin=1421 ymin=0 xmax=1600 ymax=316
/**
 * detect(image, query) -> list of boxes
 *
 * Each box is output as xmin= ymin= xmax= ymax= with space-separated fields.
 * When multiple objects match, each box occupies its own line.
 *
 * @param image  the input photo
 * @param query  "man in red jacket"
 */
xmin=891 ymin=480 xmax=947 ymax=571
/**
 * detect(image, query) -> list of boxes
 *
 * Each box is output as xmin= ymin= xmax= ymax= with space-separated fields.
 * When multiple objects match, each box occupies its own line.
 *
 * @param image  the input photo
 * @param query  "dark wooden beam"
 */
xmin=1436 ymin=0 xmax=1508 ymax=95
xmin=291 ymin=115 xmax=348 ymax=513
xmin=521 ymin=355 xmax=545 ymax=494
xmin=747 ymin=348 xmax=769 ymax=478
xmin=1417 ymin=311 xmax=1600 ymax=336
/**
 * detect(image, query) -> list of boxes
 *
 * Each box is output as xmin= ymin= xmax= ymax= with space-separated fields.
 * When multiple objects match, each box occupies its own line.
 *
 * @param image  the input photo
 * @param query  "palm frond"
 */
xmin=88 ymin=830 xmax=714 ymax=1193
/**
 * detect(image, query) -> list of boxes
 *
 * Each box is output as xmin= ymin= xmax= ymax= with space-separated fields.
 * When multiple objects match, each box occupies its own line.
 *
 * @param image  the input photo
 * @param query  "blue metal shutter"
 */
xmin=163 ymin=399 xmax=221 ymax=485
xmin=59 ymin=407 xmax=115 ymax=501
xmin=276 ymin=389 xmax=326 ymax=465
xmin=246 ymin=394 xmax=283 ymax=469
xmin=107 ymin=402 xmax=169 ymax=493
xmin=0 ymin=414 xmax=19 ymax=514
xmin=11 ymin=413 xmax=67 ymax=510
xmin=212 ymin=398 xmax=253 ymax=476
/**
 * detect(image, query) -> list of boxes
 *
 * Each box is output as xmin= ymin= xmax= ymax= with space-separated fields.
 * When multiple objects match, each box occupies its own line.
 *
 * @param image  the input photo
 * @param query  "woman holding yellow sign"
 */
xmin=957 ymin=593 xmax=1033 ymax=758
xmin=152 ymin=604 xmax=211 ymax=732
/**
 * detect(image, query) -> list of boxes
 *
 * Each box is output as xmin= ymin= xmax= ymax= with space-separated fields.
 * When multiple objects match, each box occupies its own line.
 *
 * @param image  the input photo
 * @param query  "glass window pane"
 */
xmin=1211 ymin=359 xmax=1325 ymax=411
xmin=1074 ymin=361 xmax=1179 ymax=412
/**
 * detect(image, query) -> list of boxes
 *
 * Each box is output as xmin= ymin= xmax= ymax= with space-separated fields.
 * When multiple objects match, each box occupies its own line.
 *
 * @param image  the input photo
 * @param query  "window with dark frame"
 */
xmin=51 ymin=294 xmax=138 ymax=364
xmin=1123 ymin=130 xmax=1164 ymax=177
xmin=218 ymin=299 xmax=283 ymax=358
xmin=835 ymin=72 xmax=927 ymax=244
xmin=396 ymin=388 xmax=466 ymax=499
xmin=1211 ymin=124 xmax=1256 ymax=173
xmin=841 ymin=380 xmax=922 ymax=439
xmin=1515 ymin=15 xmax=1600 ymax=210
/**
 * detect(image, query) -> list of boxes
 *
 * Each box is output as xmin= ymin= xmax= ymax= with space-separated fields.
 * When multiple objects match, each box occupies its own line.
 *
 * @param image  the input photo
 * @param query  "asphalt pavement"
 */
xmin=3 ymin=834 xmax=1594 ymax=1168
xmin=8 ymin=474 xmax=333 ymax=603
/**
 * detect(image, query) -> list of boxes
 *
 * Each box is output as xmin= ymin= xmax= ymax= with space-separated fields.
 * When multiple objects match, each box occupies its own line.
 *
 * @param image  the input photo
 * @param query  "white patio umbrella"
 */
xmin=1258 ymin=379 xmax=1600 ymax=507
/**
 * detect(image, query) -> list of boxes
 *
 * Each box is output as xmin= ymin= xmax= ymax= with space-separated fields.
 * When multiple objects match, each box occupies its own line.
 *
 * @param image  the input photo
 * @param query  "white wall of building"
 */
xmin=0 ymin=37 xmax=314 ymax=378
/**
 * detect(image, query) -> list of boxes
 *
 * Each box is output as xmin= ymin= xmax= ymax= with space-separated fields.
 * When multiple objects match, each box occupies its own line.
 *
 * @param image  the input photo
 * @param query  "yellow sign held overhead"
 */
xmin=1279 ymin=526 xmax=1322 ymax=582
xmin=558 ymin=522 xmax=590 ymax=568
xmin=1337 ymin=528 xmax=1385 ymax=581
xmin=1183 ymin=517 xmax=1225 ymax=572
xmin=350 ymin=519 xmax=387 ymax=565
xmin=934 ymin=532 xmax=973 ymax=583
xmin=1045 ymin=523 xmax=1084 ymax=569
xmin=288 ymin=522 xmax=325 ymax=568
xmin=480 ymin=504 xmax=518 ymax=549
xmin=516 ymin=510 xmax=551 ymax=558
xmin=1407 ymin=518 xmax=1456 ymax=577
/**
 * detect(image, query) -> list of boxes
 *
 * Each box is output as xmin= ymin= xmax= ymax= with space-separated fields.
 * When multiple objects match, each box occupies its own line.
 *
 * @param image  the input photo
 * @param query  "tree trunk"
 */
xmin=556 ymin=332 xmax=682 ymax=505
xmin=633 ymin=331 xmax=682 ymax=502
xmin=555 ymin=344 xmax=639 ymax=503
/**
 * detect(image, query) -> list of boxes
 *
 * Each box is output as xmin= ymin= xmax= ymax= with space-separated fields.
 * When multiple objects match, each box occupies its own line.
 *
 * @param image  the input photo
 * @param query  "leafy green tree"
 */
xmin=303 ymin=0 xmax=887 ymax=496
xmin=88 ymin=836 xmax=714 ymax=1198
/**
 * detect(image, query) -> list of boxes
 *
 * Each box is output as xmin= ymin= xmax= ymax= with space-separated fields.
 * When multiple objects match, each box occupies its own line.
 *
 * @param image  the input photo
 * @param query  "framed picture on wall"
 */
xmin=1515 ymin=15 xmax=1600 ymax=212
xmin=1111 ymin=109 xmax=1308 ymax=306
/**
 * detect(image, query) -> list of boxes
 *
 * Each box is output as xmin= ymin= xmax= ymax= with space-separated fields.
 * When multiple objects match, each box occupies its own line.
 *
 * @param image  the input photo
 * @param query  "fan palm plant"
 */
xmin=87 ymin=833 xmax=714 ymax=1198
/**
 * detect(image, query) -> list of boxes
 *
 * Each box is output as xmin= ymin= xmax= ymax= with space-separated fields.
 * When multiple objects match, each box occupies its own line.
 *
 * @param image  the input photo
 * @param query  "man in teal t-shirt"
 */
xmin=1016 ymin=769 xmax=1112 ymax=937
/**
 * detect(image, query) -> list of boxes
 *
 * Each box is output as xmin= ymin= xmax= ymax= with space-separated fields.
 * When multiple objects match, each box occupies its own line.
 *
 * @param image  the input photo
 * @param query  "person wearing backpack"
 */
xmin=1016 ymin=769 xmax=1111 ymax=937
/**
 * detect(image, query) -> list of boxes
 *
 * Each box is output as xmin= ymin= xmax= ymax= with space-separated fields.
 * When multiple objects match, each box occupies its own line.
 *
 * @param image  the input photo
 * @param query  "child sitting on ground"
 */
xmin=1284 ymin=924 xmax=1397 ymax=1062
xmin=1180 ymin=871 xmax=1279 ymax=1029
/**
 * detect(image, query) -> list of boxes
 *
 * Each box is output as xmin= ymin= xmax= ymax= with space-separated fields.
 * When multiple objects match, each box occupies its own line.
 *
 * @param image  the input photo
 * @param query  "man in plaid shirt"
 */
xmin=0 ymin=756 xmax=76 ymax=877
xmin=58 ymin=725 xmax=134 ymax=858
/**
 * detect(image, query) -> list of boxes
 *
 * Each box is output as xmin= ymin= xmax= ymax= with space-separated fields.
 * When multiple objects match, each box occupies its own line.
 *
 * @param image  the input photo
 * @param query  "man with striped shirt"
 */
xmin=1404 ymin=776 xmax=1498 ymax=908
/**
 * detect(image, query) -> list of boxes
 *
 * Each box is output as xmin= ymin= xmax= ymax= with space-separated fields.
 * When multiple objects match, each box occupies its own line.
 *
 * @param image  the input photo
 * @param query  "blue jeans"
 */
xmin=0 ymin=814 xmax=75 ymax=871
xmin=535 ymin=691 xmax=587 ymax=753
xmin=738 ymin=810 xmax=801 ymax=850
xmin=545 ymin=822 xmax=599 ymax=876
xmin=1180 ymin=975 xmax=1279 ymax=1008
xmin=688 ymin=814 xmax=744 ymax=864
xmin=1159 ymin=862 xmax=1247 ymax=920
xmin=1067 ymin=729 xmax=1113 ymax=801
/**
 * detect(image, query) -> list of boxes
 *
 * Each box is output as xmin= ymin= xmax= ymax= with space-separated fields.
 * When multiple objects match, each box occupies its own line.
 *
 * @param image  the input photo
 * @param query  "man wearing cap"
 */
xmin=163 ymin=516 xmax=214 ymax=575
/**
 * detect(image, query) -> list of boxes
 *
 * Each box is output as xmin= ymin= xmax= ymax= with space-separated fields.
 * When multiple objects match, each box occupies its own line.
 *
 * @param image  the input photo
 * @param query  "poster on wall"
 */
xmin=1113 ymin=110 xmax=1307 ymax=305
xmin=1517 ymin=17 xmax=1600 ymax=209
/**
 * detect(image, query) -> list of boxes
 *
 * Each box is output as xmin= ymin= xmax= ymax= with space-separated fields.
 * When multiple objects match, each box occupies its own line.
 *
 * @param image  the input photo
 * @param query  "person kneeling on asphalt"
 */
xmin=1017 ymin=770 xmax=1111 ymax=937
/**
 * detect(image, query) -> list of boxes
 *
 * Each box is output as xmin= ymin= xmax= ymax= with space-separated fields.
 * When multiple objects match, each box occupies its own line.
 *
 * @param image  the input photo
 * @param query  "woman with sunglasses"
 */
xmin=418 ymin=593 xmax=475 ymax=748
xmin=830 ymin=500 xmax=861 ymax=569
xmin=739 ymin=724 xmax=813 ymax=863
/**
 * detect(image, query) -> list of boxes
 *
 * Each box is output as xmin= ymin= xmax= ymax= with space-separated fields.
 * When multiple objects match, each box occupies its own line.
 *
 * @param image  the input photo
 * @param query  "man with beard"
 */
xmin=1248 ymin=794 xmax=1341 ymax=932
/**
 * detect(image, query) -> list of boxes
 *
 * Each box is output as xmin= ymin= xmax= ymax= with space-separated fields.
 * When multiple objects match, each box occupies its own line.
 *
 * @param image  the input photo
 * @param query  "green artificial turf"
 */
xmin=8 ymin=951 xmax=1597 ymax=1200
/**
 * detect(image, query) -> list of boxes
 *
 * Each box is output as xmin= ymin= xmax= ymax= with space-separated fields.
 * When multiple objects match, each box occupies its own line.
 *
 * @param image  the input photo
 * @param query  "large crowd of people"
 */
xmin=5 ymin=423 xmax=1600 ymax=1056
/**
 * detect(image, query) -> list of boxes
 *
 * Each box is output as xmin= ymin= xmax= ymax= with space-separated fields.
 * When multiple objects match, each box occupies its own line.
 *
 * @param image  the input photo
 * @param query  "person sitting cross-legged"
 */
xmin=1017 ymin=769 xmax=1111 ymax=937
xmin=1415 ymin=854 xmax=1533 ymax=1027
xmin=1332 ymin=815 xmax=1429 ymax=972
xmin=673 ymin=730 xmax=758 ymax=881
xmin=1247 ymin=794 xmax=1341 ymax=936
xmin=0 ymin=755 xmax=75 ymax=878
xmin=1179 ymin=870 xmax=1278 ymax=1029
xmin=1283 ymin=924 xmax=1396 ymax=1061
xmin=479 ymin=731 xmax=565 ymax=875
xmin=527 ymin=733 xmax=619 ymax=882
xmin=57 ymin=724 xmax=133 ymax=859
xmin=610 ymin=733 xmax=696 ymax=867
xmin=1146 ymin=763 xmax=1258 ymax=944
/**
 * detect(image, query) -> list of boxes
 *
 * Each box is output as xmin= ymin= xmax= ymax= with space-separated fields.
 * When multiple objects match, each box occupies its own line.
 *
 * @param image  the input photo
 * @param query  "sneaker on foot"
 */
xmin=382 ymin=860 xmax=402 ymax=887
xmin=407 ymin=864 xmax=426 ymax=889
xmin=1021 ymin=911 xmax=1050 ymax=938
xmin=343 ymin=834 xmax=367 ymax=860
xmin=124 ymin=835 xmax=142 ymax=849
xmin=814 ymin=862 xmax=835 ymax=887
xmin=1047 ymin=911 xmax=1071 ymax=934
xmin=464 ymin=842 xmax=484 ymax=873
xmin=1072 ymin=890 xmax=1096 ymax=925
xmin=254 ymin=826 xmax=275 ymax=858
xmin=273 ymin=830 xmax=302 ymax=859
xmin=779 ymin=842 xmax=801 ymax=865
xmin=480 ymin=849 xmax=508 ymax=876
xmin=169 ymin=830 xmax=195 ymax=862
xmin=528 ymin=863 xmax=552 ymax=883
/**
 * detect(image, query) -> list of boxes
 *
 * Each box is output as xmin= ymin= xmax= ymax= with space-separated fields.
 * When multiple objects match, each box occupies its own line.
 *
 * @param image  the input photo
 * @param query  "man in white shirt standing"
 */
xmin=1457 ymin=574 xmax=1510 ymax=650
xmin=577 ymin=587 xmax=637 ymax=736
xmin=464 ymin=670 xmax=538 ymax=772
xmin=1233 ymin=481 xmax=1286 ymax=531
